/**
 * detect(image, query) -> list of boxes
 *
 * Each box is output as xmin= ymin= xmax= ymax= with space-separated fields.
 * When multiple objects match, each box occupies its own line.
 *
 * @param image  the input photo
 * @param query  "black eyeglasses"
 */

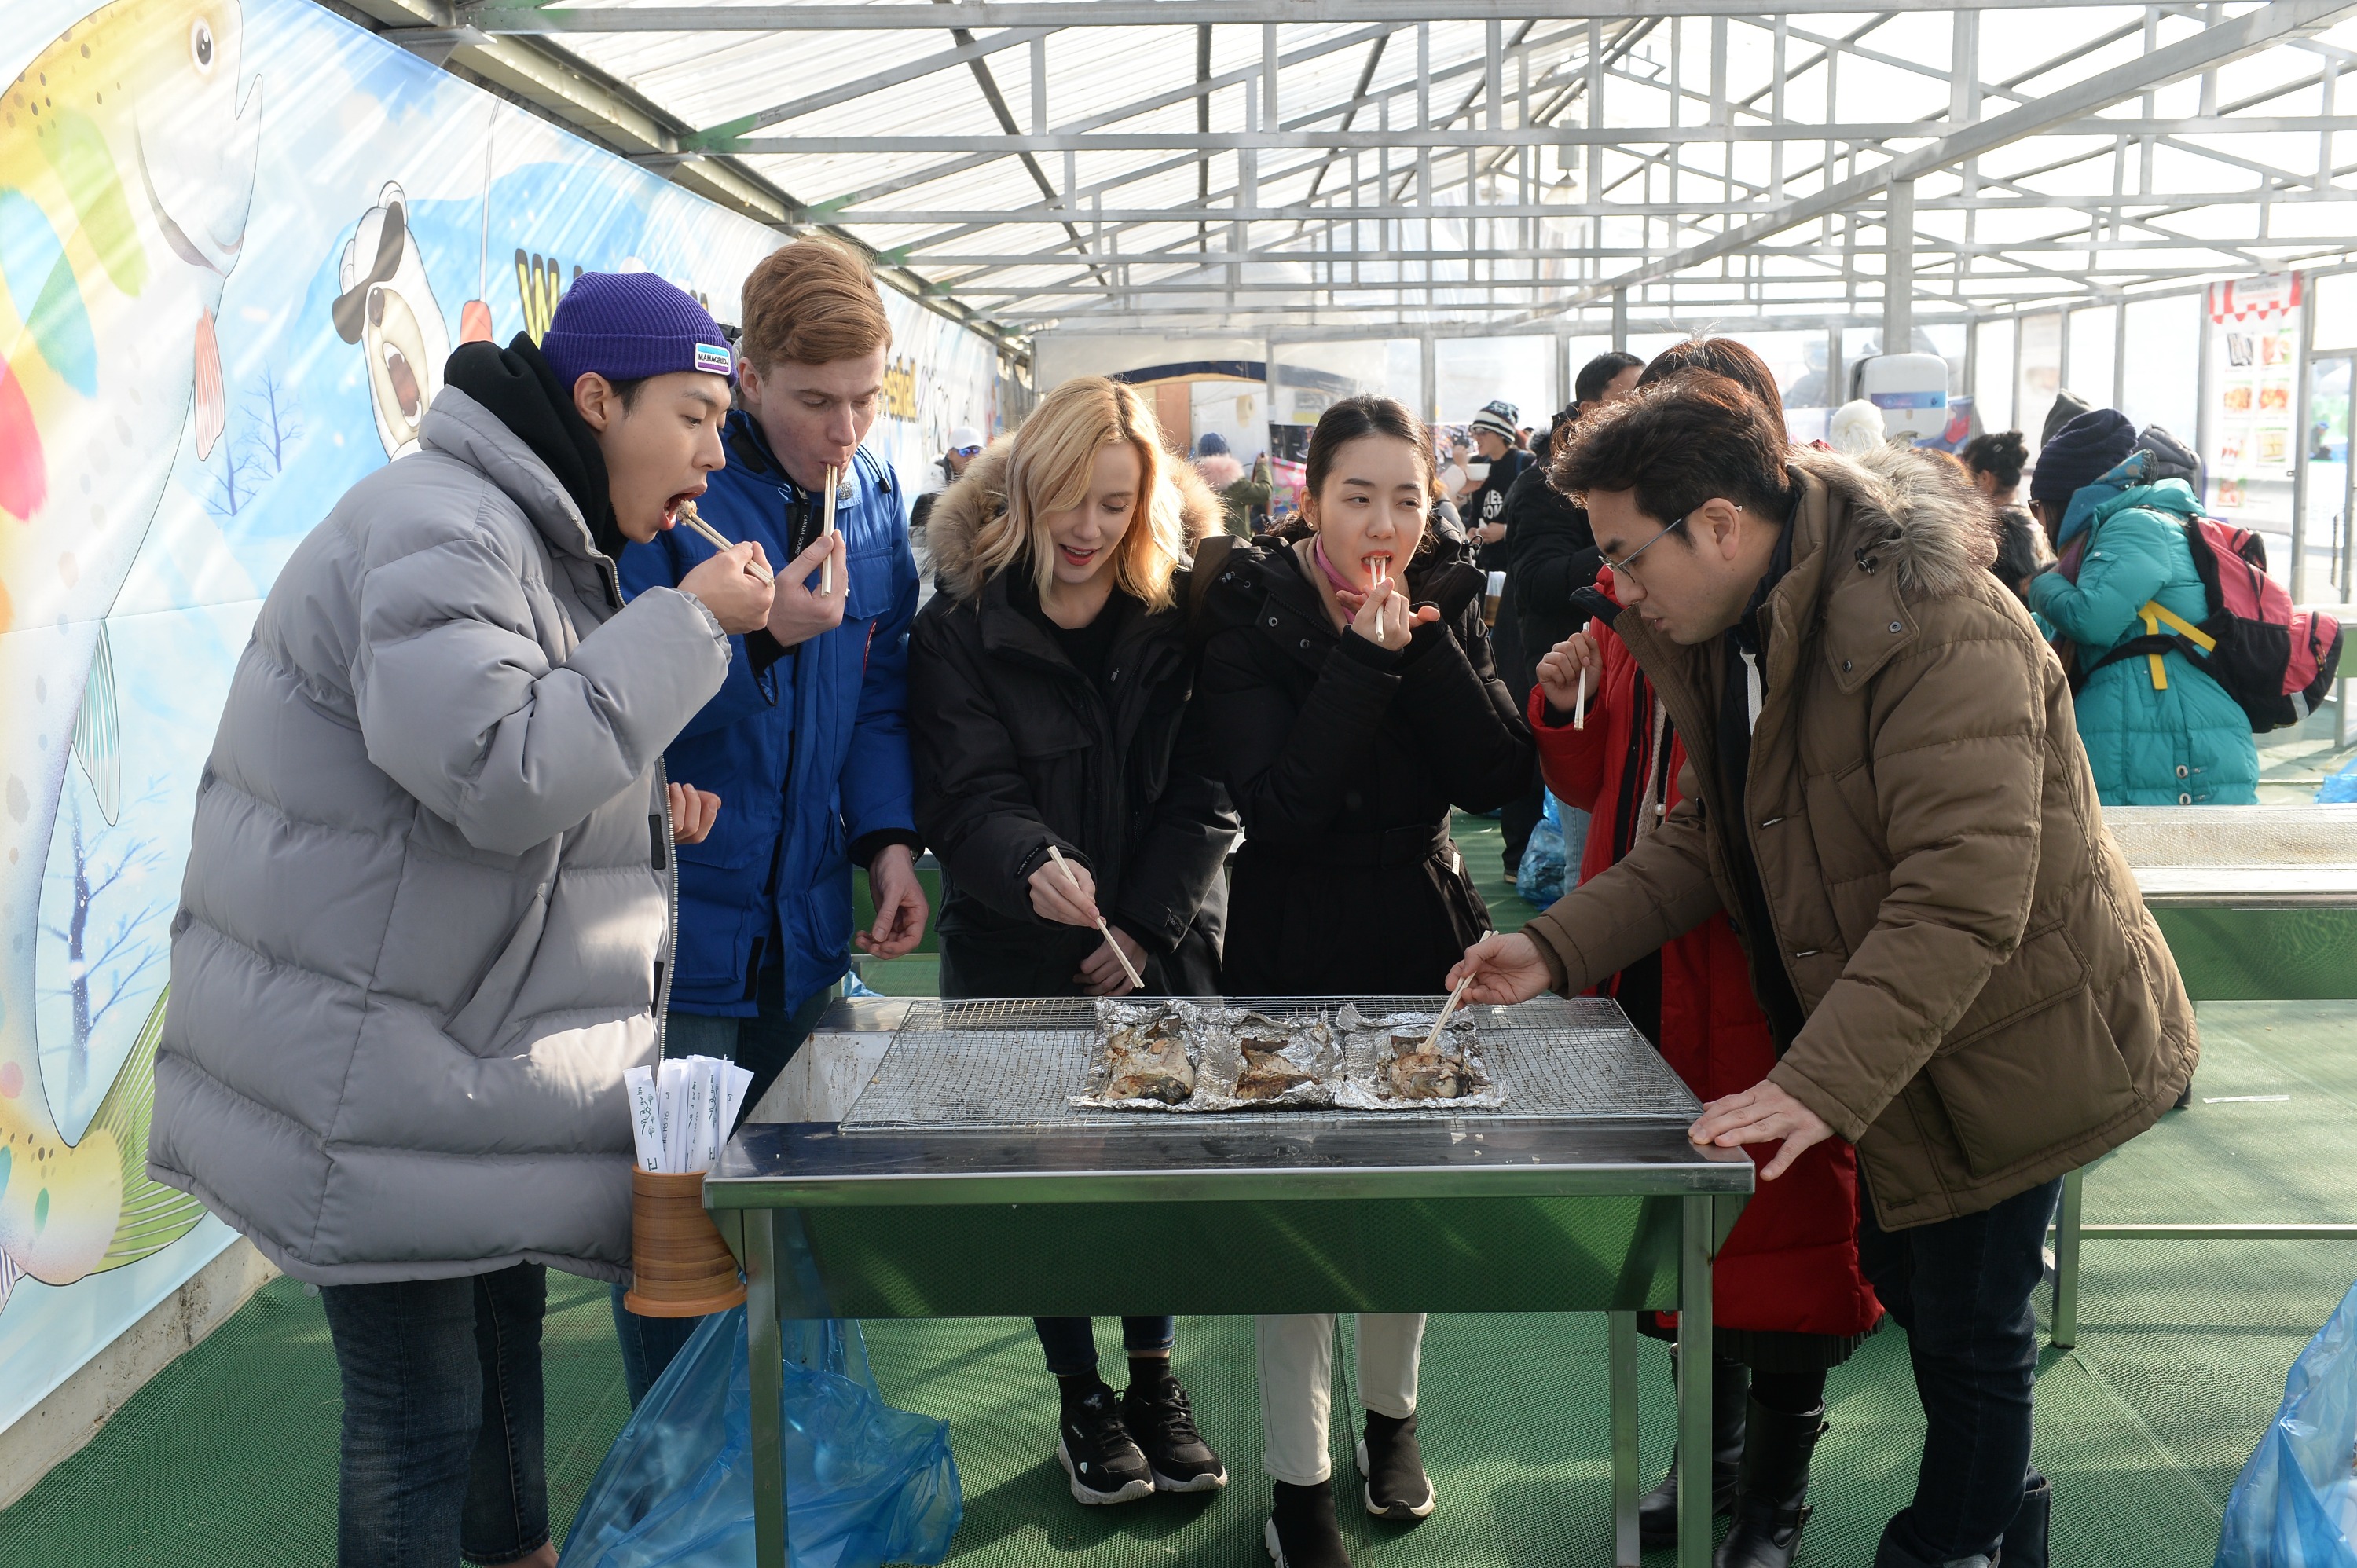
xmin=1599 ymin=513 xmax=1686 ymax=581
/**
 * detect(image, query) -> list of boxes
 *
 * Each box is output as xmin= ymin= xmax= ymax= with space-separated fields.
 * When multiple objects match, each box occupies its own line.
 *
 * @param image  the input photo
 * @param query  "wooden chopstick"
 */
xmin=676 ymin=503 xmax=772 ymax=583
xmin=1047 ymin=844 xmax=1146 ymax=991
xmin=1420 ymin=928 xmax=1494 ymax=1052
xmin=819 ymin=464 xmax=838 ymax=597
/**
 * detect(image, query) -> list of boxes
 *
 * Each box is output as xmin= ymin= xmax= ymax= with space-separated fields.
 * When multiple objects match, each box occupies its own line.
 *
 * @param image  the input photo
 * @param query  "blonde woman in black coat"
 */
xmin=908 ymin=376 xmax=1238 ymax=1512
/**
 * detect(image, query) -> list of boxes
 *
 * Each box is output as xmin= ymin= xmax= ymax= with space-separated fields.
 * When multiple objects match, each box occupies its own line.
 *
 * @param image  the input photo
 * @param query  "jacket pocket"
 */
xmin=446 ymin=887 xmax=551 ymax=1055
xmin=1923 ymin=984 xmax=2138 ymax=1179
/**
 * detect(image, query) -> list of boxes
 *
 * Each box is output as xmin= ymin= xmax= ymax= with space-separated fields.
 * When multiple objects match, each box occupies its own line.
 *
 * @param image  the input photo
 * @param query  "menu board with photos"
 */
xmin=2205 ymin=273 xmax=2302 ymax=526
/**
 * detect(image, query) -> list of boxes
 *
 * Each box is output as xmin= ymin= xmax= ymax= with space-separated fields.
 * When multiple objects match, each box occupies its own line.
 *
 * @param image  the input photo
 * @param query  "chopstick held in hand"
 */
xmin=1046 ymin=843 xmax=1146 ymax=991
xmin=1421 ymin=928 xmax=1493 ymax=1052
xmin=677 ymin=502 xmax=773 ymax=583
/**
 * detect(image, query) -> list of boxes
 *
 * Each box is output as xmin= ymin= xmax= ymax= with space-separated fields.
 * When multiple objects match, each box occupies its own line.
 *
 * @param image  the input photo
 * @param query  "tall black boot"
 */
xmin=2001 ymin=1471 xmax=2051 ymax=1568
xmin=1638 ymin=1351 xmax=1747 ymax=1550
xmin=1713 ymin=1398 xmax=1825 ymax=1568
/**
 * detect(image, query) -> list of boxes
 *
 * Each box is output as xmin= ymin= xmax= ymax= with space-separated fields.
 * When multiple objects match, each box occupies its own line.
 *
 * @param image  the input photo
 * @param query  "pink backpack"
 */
xmin=2080 ymin=515 xmax=2344 ymax=732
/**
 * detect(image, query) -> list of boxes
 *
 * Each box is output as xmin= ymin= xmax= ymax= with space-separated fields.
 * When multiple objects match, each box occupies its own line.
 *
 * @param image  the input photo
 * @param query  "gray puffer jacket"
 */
xmin=149 ymin=390 xmax=731 ymax=1285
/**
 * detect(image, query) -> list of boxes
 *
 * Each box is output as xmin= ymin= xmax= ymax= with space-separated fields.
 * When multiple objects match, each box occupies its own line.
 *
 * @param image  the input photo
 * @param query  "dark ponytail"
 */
xmin=1960 ymin=430 xmax=2029 ymax=491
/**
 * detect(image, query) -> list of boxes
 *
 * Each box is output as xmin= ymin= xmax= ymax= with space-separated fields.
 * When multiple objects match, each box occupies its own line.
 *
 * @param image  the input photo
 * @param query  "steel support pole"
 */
xmin=1886 ymin=178 xmax=1915 ymax=354
xmin=1677 ymin=1196 xmax=1715 ymax=1568
xmin=2294 ymin=282 xmax=2318 ymax=603
xmin=1609 ymin=1310 xmax=1640 ymax=1568
xmin=1612 ymin=288 xmax=1629 ymax=350
xmin=745 ymin=1210 xmax=787 ymax=1568
xmin=2050 ymin=1167 xmax=2084 ymax=1351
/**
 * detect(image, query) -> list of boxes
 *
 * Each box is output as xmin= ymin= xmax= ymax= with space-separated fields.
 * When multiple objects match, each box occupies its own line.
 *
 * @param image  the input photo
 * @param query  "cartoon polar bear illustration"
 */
xmin=333 ymin=181 xmax=451 ymax=460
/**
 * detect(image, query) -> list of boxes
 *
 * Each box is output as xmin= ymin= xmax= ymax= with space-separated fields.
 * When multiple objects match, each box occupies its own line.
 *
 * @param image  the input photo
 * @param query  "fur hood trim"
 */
xmin=1791 ymin=442 xmax=2000 ymax=599
xmin=1195 ymin=452 xmax=1244 ymax=489
xmin=927 ymin=434 xmax=1226 ymax=601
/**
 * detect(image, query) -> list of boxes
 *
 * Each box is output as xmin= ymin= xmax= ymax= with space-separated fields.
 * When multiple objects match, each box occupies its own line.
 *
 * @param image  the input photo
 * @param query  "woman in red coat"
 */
xmin=1530 ymin=566 xmax=1882 ymax=1568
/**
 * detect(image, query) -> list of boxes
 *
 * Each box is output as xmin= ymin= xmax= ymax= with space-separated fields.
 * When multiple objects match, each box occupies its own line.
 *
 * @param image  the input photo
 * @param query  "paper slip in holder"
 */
xmin=621 ymin=1166 xmax=746 ymax=1317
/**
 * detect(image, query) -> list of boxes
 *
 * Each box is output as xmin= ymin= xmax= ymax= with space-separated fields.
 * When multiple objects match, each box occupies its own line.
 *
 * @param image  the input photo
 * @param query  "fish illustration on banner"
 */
xmin=0 ymin=0 xmax=260 ymax=1295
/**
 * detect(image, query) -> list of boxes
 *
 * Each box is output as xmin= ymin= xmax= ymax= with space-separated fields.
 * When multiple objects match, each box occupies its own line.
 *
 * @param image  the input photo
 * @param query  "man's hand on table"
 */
xmin=1687 ymin=1080 xmax=1835 ymax=1179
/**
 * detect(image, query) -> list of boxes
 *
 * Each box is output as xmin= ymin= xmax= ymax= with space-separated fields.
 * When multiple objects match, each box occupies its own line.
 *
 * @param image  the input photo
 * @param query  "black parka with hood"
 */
xmin=909 ymin=441 xmax=1238 ymax=998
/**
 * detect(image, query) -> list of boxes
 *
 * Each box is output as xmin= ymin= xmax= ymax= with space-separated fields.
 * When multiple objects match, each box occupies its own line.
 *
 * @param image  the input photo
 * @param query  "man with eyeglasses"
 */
xmin=1450 ymin=372 xmax=2195 ymax=1568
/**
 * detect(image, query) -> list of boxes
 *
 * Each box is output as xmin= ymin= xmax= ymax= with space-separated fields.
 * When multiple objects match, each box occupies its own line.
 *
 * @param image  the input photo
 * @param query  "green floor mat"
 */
xmin=7 ymin=1004 xmax=2351 ymax=1566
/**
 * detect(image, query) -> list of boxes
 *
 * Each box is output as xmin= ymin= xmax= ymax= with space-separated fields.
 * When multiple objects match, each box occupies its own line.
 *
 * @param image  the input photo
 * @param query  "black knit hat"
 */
xmin=2030 ymin=408 xmax=2135 ymax=504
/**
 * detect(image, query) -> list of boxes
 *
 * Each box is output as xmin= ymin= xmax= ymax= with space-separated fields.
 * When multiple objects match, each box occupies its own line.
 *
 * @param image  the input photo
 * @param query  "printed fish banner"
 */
xmin=0 ymin=0 xmax=1005 ymax=1435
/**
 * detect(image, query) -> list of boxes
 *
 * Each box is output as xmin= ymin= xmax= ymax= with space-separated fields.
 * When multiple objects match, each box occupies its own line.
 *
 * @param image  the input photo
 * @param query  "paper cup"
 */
xmin=621 ymin=1166 xmax=746 ymax=1317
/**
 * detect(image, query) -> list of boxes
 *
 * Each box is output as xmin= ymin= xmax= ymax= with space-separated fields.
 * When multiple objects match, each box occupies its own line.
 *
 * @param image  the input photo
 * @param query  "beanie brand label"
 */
xmin=695 ymin=343 xmax=732 ymax=376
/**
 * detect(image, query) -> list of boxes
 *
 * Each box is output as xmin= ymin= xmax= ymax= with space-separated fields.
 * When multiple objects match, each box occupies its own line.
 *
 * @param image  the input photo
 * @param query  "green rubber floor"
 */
xmin=6 ymin=932 xmax=2349 ymax=1563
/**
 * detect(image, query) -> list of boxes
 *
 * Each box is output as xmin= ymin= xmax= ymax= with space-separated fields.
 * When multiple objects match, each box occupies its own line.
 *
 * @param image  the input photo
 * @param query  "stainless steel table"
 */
xmin=706 ymin=995 xmax=1753 ymax=1568
xmin=2047 ymin=804 xmax=2357 ymax=1347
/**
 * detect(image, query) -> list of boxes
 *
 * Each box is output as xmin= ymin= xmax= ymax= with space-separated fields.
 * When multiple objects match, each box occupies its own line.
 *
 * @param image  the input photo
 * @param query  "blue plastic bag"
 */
xmin=2320 ymin=757 xmax=2357 ymax=804
xmin=559 ymin=1312 xmax=962 ymax=1568
xmin=2216 ymin=1277 xmax=2357 ymax=1568
xmin=1516 ymin=795 xmax=1592 ymax=908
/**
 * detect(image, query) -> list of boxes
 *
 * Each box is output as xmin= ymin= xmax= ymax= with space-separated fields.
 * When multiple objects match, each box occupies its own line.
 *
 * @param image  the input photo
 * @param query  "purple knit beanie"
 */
xmin=541 ymin=272 xmax=735 ymax=391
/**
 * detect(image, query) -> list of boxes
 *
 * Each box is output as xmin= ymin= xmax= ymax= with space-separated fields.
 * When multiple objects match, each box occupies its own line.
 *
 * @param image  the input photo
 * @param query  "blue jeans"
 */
xmin=1858 ymin=1172 xmax=2062 ymax=1561
xmin=610 ymin=969 xmax=833 ymax=1407
xmin=1035 ymin=1316 xmax=1178 ymax=1378
xmin=321 ymin=1263 xmax=547 ymax=1568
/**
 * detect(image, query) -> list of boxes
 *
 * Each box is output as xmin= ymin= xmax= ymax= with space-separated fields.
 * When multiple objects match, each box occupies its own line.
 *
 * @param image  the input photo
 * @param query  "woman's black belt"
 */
xmin=1240 ymin=822 xmax=1453 ymax=868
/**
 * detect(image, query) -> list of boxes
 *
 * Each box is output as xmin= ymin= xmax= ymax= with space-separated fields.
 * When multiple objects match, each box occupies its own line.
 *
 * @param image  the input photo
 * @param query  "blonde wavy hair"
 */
xmin=969 ymin=376 xmax=1189 ymax=611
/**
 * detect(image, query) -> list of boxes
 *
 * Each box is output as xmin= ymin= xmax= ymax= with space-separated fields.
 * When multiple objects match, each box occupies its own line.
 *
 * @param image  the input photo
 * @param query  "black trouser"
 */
xmin=1857 ymin=1171 xmax=2061 ymax=1562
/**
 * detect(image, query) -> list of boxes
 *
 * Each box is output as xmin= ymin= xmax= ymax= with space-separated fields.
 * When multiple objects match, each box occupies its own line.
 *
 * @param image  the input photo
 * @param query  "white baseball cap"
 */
xmin=948 ymin=426 xmax=985 ymax=452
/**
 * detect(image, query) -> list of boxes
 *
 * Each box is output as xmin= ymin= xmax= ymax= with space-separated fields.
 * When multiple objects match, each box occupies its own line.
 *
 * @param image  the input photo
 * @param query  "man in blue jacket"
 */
xmin=614 ymin=239 xmax=929 ymax=1401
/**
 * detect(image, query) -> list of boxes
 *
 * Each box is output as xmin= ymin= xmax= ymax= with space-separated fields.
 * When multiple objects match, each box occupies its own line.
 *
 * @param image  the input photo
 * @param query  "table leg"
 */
xmin=1677 ymin=1196 xmax=1715 ymax=1568
xmin=744 ymin=1210 xmax=787 ymax=1568
xmin=1608 ymin=1310 xmax=1640 ymax=1568
xmin=2051 ymin=1166 xmax=2084 ymax=1350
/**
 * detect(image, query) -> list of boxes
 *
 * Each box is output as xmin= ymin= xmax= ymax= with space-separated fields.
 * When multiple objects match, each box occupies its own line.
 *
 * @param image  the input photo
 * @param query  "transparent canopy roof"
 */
xmin=458 ymin=1 xmax=2357 ymax=342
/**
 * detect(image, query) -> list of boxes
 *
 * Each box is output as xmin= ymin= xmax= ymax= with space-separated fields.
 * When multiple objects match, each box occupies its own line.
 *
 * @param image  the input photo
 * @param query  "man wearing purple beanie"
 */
xmin=152 ymin=271 xmax=779 ymax=1568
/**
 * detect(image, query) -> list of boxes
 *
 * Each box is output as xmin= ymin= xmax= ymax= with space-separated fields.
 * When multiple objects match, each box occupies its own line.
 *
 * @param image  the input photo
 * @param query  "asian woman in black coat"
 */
xmin=1192 ymin=395 xmax=1535 ymax=1568
xmin=908 ymin=376 xmax=1238 ymax=1515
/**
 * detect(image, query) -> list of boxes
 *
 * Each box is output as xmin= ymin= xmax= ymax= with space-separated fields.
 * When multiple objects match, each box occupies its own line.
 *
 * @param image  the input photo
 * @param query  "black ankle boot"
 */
xmin=2002 ymin=1471 xmax=2051 ymax=1568
xmin=1638 ymin=1350 xmax=1747 ymax=1549
xmin=1712 ymin=1398 xmax=1825 ymax=1568
xmin=1871 ymin=1515 xmax=1996 ymax=1568
xmin=1265 ymin=1478 xmax=1352 ymax=1568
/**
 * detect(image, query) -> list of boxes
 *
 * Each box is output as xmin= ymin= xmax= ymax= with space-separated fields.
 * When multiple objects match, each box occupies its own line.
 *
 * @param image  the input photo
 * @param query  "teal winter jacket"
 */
xmin=2026 ymin=467 xmax=2258 ymax=806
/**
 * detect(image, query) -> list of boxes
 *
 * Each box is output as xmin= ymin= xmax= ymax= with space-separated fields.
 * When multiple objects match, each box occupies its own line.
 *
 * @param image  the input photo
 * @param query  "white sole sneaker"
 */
xmin=1152 ymin=1461 xmax=1229 ymax=1493
xmin=1058 ymin=1438 xmax=1153 ymax=1505
xmin=1354 ymin=1438 xmax=1436 ymax=1519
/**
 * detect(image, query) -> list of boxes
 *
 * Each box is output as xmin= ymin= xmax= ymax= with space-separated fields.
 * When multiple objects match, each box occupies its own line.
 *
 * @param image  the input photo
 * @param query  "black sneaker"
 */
xmin=1354 ymin=1410 xmax=1435 ymax=1519
xmin=1265 ymin=1478 xmax=1354 ymax=1568
xmin=1056 ymin=1379 xmax=1154 ymax=1504
xmin=1122 ymin=1366 xmax=1228 ymax=1492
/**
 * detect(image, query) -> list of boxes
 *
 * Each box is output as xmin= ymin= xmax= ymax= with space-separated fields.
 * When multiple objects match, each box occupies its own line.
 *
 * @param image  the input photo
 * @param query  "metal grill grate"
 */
xmin=838 ymin=995 xmax=1699 ymax=1132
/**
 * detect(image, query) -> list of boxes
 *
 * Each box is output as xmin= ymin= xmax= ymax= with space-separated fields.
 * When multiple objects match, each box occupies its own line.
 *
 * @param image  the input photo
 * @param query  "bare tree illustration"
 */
xmin=43 ymin=793 xmax=168 ymax=1111
xmin=244 ymin=368 xmax=302 ymax=474
xmin=204 ymin=442 xmax=262 ymax=521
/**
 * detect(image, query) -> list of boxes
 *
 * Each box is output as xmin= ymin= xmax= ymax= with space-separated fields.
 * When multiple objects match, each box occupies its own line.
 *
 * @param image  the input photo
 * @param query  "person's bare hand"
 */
xmin=856 ymin=844 xmax=929 ymax=958
xmin=767 ymin=533 xmax=851 ymax=647
xmin=1076 ymin=926 xmax=1147 ymax=996
xmin=1445 ymin=932 xmax=1554 ymax=1006
xmin=667 ymin=783 xmax=721 ymax=844
xmin=1535 ymin=632 xmax=1601 ymax=719
xmin=1348 ymin=577 xmax=1441 ymax=651
xmin=1478 ymin=519 xmax=1508 ymax=544
xmin=680 ymin=543 xmax=775 ymax=634
xmin=1028 ymin=852 xmax=1099 ymax=927
xmin=1687 ymin=1081 xmax=1836 ymax=1180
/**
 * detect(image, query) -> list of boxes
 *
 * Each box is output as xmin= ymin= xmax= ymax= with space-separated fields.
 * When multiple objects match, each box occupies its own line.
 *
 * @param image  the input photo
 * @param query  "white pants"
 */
xmin=1255 ymin=1313 xmax=1427 ymax=1485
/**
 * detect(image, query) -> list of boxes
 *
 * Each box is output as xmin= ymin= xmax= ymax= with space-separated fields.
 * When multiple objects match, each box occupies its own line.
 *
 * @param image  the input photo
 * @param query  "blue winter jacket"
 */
xmin=618 ymin=411 xmax=921 ymax=1015
xmin=2026 ymin=456 xmax=2259 ymax=807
